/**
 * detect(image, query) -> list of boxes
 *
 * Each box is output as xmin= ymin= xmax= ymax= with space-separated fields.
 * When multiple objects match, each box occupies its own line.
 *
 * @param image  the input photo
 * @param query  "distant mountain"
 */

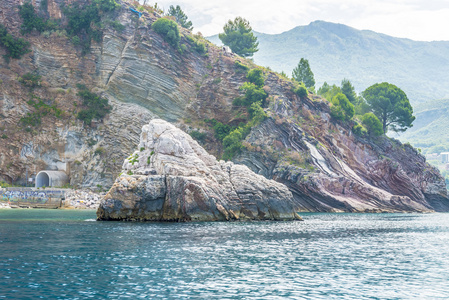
xmin=208 ymin=21 xmax=449 ymax=104
xmin=397 ymin=98 xmax=449 ymax=153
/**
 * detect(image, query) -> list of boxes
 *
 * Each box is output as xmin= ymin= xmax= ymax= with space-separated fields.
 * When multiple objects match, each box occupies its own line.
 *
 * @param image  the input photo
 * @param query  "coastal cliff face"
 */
xmin=1 ymin=0 xmax=448 ymax=212
xmin=97 ymin=119 xmax=301 ymax=221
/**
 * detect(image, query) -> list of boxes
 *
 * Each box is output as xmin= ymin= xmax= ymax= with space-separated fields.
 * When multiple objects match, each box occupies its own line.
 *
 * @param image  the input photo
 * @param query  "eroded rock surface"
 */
xmin=97 ymin=119 xmax=301 ymax=221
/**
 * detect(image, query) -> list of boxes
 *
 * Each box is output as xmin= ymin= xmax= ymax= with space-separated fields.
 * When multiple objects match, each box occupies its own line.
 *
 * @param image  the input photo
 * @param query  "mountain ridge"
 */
xmin=208 ymin=20 xmax=449 ymax=103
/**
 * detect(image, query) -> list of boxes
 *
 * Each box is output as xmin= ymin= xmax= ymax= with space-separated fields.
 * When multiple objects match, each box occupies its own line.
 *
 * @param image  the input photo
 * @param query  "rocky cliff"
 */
xmin=97 ymin=119 xmax=301 ymax=221
xmin=1 ymin=0 xmax=448 ymax=212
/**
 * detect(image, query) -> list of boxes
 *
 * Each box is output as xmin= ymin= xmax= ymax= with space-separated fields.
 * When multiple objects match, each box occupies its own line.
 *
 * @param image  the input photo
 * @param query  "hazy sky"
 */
xmin=147 ymin=0 xmax=449 ymax=41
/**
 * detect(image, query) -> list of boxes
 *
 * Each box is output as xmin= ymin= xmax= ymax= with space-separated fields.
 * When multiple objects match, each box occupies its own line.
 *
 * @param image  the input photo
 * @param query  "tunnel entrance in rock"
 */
xmin=36 ymin=172 xmax=50 ymax=188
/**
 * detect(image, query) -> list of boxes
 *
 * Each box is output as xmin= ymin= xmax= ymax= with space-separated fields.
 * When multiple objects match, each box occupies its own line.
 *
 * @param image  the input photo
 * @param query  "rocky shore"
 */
xmin=97 ymin=119 xmax=301 ymax=221
xmin=62 ymin=190 xmax=105 ymax=209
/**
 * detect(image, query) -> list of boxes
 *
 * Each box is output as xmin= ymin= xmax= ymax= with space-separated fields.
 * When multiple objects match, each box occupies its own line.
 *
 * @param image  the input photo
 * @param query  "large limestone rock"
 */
xmin=97 ymin=119 xmax=301 ymax=221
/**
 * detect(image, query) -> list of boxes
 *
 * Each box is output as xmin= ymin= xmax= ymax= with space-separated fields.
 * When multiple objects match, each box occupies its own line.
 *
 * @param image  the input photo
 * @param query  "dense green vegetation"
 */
xmin=63 ymin=0 xmax=120 ymax=53
xmin=151 ymin=18 xmax=180 ymax=49
xmin=186 ymin=34 xmax=207 ymax=55
xmin=76 ymin=84 xmax=112 ymax=125
xmin=293 ymin=82 xmax=308 ymax=98
xmin=18 ymin=2 xmax=57 ymax=34
xmin=0 ymin=24 xmax=30 ymax=59
xmin=330 ymin=93 xmax=354 ymax=121
xmin=341 ymin=79 xmax=357 ymax=104
xmin=234 ymin=68 xmax=267 ymax=105
xmin=205 ymin=68 xmax=267 ymax=160
xmin=167 ymin=5 xmax=193 ymax=30
xmin=292 ymin=58 xmax=315 ymax=88
xmin=189 ymin=130 xmax=207 ymax=143
xmin=361 ymin=113 xmax=383 ymax=136
xmin=219 ymin=17 xmax=258 ymax=57
xmin=362 ymin=82 xmax=415 ymax=133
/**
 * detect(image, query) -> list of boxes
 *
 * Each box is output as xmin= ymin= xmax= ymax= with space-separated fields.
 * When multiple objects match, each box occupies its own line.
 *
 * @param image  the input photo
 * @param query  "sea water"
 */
xmin=0 ymin=210 xmax=448 ymax=299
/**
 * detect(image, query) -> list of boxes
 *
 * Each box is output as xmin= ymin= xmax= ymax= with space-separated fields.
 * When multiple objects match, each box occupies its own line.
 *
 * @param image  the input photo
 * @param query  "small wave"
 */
xmin=84 ymin=219 xmax=97 ymax=222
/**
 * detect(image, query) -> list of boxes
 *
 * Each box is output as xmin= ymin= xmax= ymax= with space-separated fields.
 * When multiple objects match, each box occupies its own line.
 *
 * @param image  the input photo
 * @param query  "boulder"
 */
xmin=97 ymin=119 xmax=301 ymax=221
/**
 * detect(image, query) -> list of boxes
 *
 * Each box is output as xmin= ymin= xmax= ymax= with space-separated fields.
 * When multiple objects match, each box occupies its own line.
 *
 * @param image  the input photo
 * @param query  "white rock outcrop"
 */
xmin=97 ymin=119 xmax=301 ymax=221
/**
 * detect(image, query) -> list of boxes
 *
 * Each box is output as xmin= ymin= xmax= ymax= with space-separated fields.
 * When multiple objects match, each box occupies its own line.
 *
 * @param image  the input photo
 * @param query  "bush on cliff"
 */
xmin=0 ymin=25 xmax=30 ymax=59
xmin=362 ymin=113 xmax=383 ymax=136
xmin=246 ymin=68 xmax=264 ymax=87
xmin=18 ymin=2 xmax=49 ymax=34
xmin=76 ymin=85 xmax=112 ymax=125
xmin=330 ymin=93 xmax=354 ymax=121
xmin=352 ymin=123 xmax=367 ymax=136
xmin=151 ymin=18 xmax=180 ymax=49
xmin=63 ymin=0 xmax=120 ymax=53
xmin=293 ymin=82 xmax=308 ymax=98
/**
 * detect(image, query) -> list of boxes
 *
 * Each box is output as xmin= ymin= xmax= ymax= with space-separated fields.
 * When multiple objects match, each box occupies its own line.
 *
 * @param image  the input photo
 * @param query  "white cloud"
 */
xmin=144 ymin=0 xmax=449 ymax=41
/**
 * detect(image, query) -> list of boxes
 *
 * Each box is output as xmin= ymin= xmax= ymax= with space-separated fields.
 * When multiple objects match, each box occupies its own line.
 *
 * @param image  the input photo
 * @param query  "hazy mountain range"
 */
xmin=208 ymin=20 xmax=449 ymax=104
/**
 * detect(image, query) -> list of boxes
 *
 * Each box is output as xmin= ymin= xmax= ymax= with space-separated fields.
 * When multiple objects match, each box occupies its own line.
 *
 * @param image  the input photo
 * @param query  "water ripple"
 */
xmin=1 ymin=210 xmax=449 ymax=299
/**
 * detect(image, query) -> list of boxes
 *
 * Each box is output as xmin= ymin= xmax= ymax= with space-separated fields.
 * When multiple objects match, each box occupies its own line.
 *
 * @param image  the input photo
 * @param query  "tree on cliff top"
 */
xmin=341 ymin=79 xmax=357 ymax=104
xmin=167 ymin=5 xmax=193 ymax=30
xmin=219 ymin=17 xmax=258 ymax=57
xmin=362 ymin=82 xmax=415 ymax=133
xmin=292 ymin=58 xmax=315 ymax=88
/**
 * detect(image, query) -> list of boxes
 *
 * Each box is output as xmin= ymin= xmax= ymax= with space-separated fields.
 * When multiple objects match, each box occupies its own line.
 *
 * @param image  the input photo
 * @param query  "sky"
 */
xmin=144 ymin=0 xmax=449 ymax=41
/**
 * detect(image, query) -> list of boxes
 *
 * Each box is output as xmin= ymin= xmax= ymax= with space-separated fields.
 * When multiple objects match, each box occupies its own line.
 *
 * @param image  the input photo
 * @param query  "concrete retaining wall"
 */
xmin=0 ymin=188 xmax=70 ymax=208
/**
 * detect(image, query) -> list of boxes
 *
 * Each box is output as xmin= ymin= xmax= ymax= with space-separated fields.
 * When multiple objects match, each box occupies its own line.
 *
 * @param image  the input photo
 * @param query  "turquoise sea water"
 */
xmin=0 ymin=210 xmax=449 ymax=299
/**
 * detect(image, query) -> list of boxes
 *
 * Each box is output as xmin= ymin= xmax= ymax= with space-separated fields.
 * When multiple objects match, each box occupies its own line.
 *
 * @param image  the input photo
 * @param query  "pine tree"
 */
xmin=292 ymin=58 xmax=315 ymax=88
xmin=219 ymin=17 xmax=258 ymax=57
xmin=363 ymin=82 xmax=415 ymax=133
xmin=167 ymin=5 xmax=193 ymax=30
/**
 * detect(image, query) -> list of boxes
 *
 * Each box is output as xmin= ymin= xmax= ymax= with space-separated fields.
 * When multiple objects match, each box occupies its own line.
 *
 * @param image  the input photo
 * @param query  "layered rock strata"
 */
xmin=97 ymin=119 xmax=301 ymax=221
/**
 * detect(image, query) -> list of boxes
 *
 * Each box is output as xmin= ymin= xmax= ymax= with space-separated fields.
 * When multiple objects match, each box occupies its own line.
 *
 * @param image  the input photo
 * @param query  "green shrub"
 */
xmin=0 ymin=24 xmax=30 ymax=59
xmin=234 ymin=61 xmax=249 ymax=73
xmin=19 ymin=95 xmax=62 ymax=127
xmin=238 ymin=82 xmax=267 ymax=107
xmin=193 ymin=40 xmax=207 ymax=54
xmin=294 ymin=83 xmax=308 ymax=98
xmin=71 ymin=36 xmax=80 ymax=45
xmin=222 ymin=127 xmax=244 ymax=160
xmin=1 ymin=134 xmax=8 ymax=139
xmin=211 ymin=120 xmax=231 ymax=141
xmin=151 ymin=18 xmax=180 ymax=48
xmin=18 ymin=73 xmax=41 ymax=88
xmin=18 ymin=2 xmax=48 ymax=34
xmin=352 ymin=123 xmax=367 ymax=136
xmin=93 ymin=0 xmax=120 ymax=12
xmin=362 ymin=112 xmax=383 ymax=136
xmin=248 ymin=101 xmax=267 ymax=124
xmin=63 ymin=0 xmax=119 ymax=53
xmin=110 ymin=20 xmax=125 ymax=32
xmin=189 ymin=130 xmax=207 ymax=143
xmin=76 ymin=84 xmax=112 ymax=125
xmin=330 ymin=93 xmax=354 ymax=121
xmin=246 ymin=68 xmax=264 ymax=87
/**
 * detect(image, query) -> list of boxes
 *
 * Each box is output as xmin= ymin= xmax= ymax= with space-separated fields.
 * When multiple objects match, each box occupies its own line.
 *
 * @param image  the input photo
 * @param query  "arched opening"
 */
xmin=36 ymin=172 xmax=50 ymax=188
xmin=35 ymin=171 xmax=69 ymax=188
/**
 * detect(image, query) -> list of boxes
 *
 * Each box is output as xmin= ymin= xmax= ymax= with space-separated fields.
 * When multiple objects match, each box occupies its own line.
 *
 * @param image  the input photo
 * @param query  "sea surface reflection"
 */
xmin=1 ymin=210 xmax=448 ymax=299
